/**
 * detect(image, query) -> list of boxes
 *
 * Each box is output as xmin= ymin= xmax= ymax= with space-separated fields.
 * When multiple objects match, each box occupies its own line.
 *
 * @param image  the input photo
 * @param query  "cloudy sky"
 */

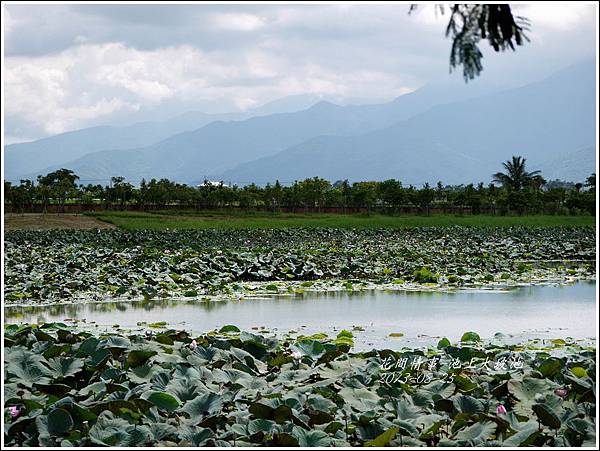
xmin=3 ymin=2 xmax=597 ymax=144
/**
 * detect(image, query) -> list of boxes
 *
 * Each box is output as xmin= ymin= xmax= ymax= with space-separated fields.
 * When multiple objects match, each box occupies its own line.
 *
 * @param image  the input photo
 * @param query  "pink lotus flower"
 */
xmin=9 ymin=406 xmax=20 ymax=418
xmin=189 ymin=339 xmax=198 ymax=350
xmin=555 ymin=388 xmax=568 ymax=398
xmin=496 ymin=405 xmax=507 ymax=414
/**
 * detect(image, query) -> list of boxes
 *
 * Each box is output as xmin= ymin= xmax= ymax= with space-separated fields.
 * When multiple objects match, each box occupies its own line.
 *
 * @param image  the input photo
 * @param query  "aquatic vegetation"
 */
xmin=4 ymin=227 xmax=595 ymax=304
xmin=3 ymin=324 xmax=596 ymax=446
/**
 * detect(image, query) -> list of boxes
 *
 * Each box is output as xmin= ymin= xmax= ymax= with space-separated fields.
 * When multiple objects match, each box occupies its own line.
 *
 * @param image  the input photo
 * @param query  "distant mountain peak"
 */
xmin=308 ymin=100 xmax=340 ymax=110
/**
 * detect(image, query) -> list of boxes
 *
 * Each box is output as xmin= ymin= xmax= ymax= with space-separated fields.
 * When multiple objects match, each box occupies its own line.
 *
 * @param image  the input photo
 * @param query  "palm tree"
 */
xmin=529 ymin=174 xmax=546 ymax=192
xmin=492 ymin=156 xmax=541 ymax=191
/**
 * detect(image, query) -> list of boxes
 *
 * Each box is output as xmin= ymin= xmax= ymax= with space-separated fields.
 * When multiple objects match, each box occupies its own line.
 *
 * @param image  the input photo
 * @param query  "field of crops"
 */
xmin=90 ymin=211 xmax=596 ymax=230
xmin=3 ymin=227 xmax=596 ymax=305
xmin=4 ymin=323 xmax=596 ymax=447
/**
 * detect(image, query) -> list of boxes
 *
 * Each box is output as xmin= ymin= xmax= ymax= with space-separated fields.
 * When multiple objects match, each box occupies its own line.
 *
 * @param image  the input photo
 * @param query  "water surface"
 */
xmin=5 ymin=282 xmax=596 ymax=350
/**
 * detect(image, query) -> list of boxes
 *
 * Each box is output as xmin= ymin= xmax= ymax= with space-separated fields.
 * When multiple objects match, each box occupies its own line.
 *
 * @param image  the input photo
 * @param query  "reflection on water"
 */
xmin=4 ymin=297 xmax=231 ymax=321
xmin=4 ymin=281 xmax=596 ymax=350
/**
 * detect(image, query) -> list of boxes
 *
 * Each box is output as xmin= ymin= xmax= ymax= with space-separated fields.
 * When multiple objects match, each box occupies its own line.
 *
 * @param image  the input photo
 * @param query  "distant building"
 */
xmin=197 ymin=180 xmax=231 ymax=188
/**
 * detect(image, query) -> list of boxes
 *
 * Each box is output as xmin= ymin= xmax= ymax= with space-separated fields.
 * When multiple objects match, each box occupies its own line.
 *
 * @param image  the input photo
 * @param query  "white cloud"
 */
xmin=517 ymin=3 xmax=589 ymax=31
xmin=407 ymin=3 xmax=448 ymax=27
xmin=4 ymin=41 xmax=412 ymax=136
xmin=2 ymin=3 xmax=596 ymax=142
xmin=3 ymin=4 xmax=14 ymax=34
xmin=211 ymin=12 xmax=266 ymax=32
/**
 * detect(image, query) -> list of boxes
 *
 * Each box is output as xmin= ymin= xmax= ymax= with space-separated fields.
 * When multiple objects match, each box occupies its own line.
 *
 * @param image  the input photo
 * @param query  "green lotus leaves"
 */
xmin=3 ymin=323 xmax=596 ymax=447
xmin=532 ymin=403 xmax=562 ymax=430
xmin=460 ymin=331 xmax=481 ymax=343
xmin=365 ymin=426 xmax=399 ymax=446
xmin=502 ymin=423 xmax=541 ymax=446
xmin=44 ymin=357 xmax=84 ymax=379
xmin=100 ymin=336 xmax=131 ymax=349
xmin=47 ymin=408 xmax=74 ymax=435
xmin=334 ymin=330 xmax=354 ymax=347
xmin=454 ymin=421 xmax=496 ymax=444
xmin=272 ymin=431 xmax=299 ymax=446
xmin=248 ymin=402 xmax=274 ymax=419
xmin=218 ymin=325 xmax=240 ymax=334
xmin=453 ymin=394 xmax=485 ymax=416
xmin=566 ymin=417 xmax=593 ymax=435
xmin=437 ymin=337 xmax=451 ymax=349
xmin=85 ymin=348 xmax=112 ymax=369
xmin=537 ymin=358 xmax=563 ymax=378
xmin=293 ymin=428 xmax=332 ymax=447
xmin=412 ymin=267 xmax=439 ymax=283
xmin=5 ymin=348 xmax=52 ymax=388
xmin=4 ymin=227 xmax=595 ymax=303
xmin=508 ymin=377 xmax=556 ymax=407
xmin=126 ymin=350 xmax=158 ymax=368
xmin=179 ymin=391 xmax=223 ymax=423
xmin=570 ymin=366 xmax=588 ymax=378
xmin=292 ymin=340 xmax=326 ymax=360
xmin=247 ymin=418 xmax=278 ymax=435
xmin=141 ymin=391 xmax=181 ymax=412
xmin=77 ymin=337 xmax=99 ymax=357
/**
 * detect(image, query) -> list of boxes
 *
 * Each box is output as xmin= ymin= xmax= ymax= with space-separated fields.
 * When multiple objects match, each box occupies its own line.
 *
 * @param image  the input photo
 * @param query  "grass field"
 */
xmin=88 ymin=210 xmax=597 ymax=230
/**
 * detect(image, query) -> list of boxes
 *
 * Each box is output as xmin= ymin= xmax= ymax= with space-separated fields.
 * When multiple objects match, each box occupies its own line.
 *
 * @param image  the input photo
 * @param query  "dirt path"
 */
xmin=4 ymin=213 xmax=115 ymax=231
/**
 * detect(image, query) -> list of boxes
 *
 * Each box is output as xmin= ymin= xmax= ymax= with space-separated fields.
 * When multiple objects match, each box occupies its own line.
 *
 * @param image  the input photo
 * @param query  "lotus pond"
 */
xmin=3 ymin=227 xmax=596 ymax=304
xmin=3 ymin=226 xmax=597 ymax=447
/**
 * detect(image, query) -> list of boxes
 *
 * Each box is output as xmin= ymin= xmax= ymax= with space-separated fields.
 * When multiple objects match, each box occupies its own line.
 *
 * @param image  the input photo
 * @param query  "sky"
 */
xmin=2 ymin=2 xmax=597 ymax=144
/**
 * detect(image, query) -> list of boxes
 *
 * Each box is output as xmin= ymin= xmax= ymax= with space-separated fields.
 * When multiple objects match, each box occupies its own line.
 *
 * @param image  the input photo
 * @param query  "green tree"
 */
xmin=297 ymin=177 xmax=331 ymax=212
xmin=109 ymin=176 xmax=134 ymax=210
xmin=332 ymin=180 xmax=352 ymax=212
xmin=585 ymin=173 xmax=596 ymax=192
xmin=20 ymin=180 xmax=36 ymax=213
xmin=377 ymin=179 xmax=404 ymax=212
xmin=36 ymin=169 xmax=80 ymax=213
xmin=263 ymin=180 xmax=284 ymax=212
xmin=416 ymin=182 xmax=436 ymax=215
xmin=492 ymin=156 xmax=541 ymax=191
xmin=81 ymin=183 xmax=104 ymax=206
xmin=4 ymin=181 xmax=14 ymax=213
xmin=464 ymin=183 xmax=482 ymax=214
xmin=351 ymin=181 xmax=378 ymax=213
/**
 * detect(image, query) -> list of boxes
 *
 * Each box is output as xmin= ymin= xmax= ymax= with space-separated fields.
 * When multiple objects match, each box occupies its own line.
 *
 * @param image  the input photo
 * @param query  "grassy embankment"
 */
xmin=89 ymin=210 xmax=596 ymax=230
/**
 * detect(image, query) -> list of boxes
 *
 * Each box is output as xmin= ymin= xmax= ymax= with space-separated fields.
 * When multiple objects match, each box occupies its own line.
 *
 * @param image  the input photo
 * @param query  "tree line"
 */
xmin=4 ymin=157 xmax=596 ymax=215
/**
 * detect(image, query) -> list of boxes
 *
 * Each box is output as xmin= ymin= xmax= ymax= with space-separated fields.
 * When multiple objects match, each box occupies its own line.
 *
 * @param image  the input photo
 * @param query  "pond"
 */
xmin=4 ymin=281 xmax=596 ymax=350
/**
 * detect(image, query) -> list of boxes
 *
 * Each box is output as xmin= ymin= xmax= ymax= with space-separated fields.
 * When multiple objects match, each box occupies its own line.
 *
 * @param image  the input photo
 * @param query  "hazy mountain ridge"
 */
xmin=4 ymin=93 xmax=350 ymax=181
xmin=5 ymin=61 xmax=595 ymax=185
xmin=219 ymin=61 xmax=596 ymax=185
xmin=536 ymin=146 xmax=596 ymax=183
xmin=16 ymin=81 xmax=502 ymax=183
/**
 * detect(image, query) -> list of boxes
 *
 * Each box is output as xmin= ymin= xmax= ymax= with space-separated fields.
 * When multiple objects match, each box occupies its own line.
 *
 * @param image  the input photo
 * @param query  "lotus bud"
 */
xmin=189 ymin=339 xmax=198 ymax=350
xmin=496 ymin=405 xmax=507 ymax=414
xmin=554 ymin=388 xmax=568 ymax=398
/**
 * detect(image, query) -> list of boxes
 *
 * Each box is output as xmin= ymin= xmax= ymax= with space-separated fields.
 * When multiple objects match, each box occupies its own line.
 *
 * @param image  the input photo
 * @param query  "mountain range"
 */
xmin=4 ymin=61 xmax=596 ymax=186
xmin=221 ymin=61 xmax=596 ymax=186
xmin=4 ymin=94 xmax=336 ymax=181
